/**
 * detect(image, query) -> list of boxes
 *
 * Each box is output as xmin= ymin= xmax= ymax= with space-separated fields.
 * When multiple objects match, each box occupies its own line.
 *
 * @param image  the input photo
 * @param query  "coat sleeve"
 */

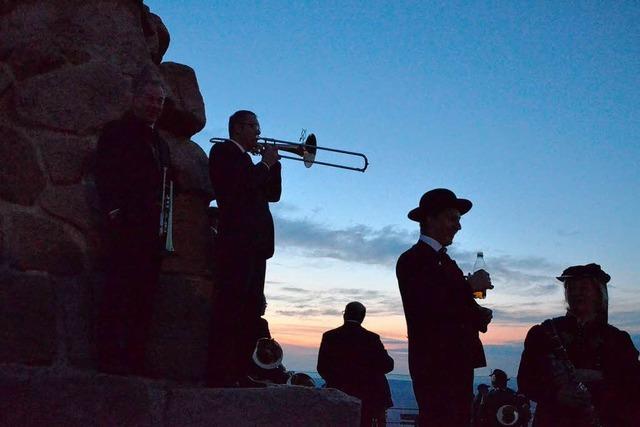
xmin=397 ymin=254 xmax=480 ymax=334
xmin=265 ymin=161 xmax=281 ymax=202
xmin=95 ymin=123 xmax=126 ymax=214
xmin=517 ymin=324 xmax=558 ymax=404
xmin=317 ymin=333 xmax=338 ymax=385
xmin=210 ymin=143 xmax=276 ymax=200
xmin=605 ymin=329 xmax=640 ymax=401
xmin=370 ymin=333 xmax=394 ymax=374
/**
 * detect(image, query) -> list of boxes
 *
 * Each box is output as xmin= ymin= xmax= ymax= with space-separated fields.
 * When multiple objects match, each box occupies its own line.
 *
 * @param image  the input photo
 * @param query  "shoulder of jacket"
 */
xmin=525 ymin=322 xmax=545 ymax=339
xmin=212 ymin=140 xmax=240 ymax=156
xmin=365 ymin=328 xmax=381 ymax=340
xmin=323 ymin=327 xmax=341 ymax=337
xmin=397 ymin=244 xmax=421 ymax=264
xmin=602 ymin=323 xmax=632 ymax=341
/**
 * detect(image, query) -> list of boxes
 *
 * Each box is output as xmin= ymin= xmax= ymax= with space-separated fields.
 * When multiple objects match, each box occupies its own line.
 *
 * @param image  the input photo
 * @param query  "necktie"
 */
xmin=437 ymin=246 xmax=447 ymax=266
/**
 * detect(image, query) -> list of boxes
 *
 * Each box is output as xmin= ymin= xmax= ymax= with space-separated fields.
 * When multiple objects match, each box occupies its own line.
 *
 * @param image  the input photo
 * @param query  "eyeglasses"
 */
xmin=240 ymin=122 xmax=261 ymax=132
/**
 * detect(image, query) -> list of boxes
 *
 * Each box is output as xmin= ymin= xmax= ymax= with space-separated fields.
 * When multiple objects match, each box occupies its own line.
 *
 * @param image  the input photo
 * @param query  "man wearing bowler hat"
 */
xmin=517 ymin=263 xmax=640 ymax=427
xmin=396 ymin=188 xmax=494 ymax=426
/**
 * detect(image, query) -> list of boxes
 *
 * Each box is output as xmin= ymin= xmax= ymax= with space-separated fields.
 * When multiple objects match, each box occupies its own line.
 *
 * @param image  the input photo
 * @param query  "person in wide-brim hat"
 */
xmin=517 ymin=261 xmax=640 ymax=427
xmin=557 ymin=262 xmax=610 ymax=323
xmin=407 ymin=188 xmax=473 ymax=223
xmin=397 ymin=187 xmax=493 ymax=427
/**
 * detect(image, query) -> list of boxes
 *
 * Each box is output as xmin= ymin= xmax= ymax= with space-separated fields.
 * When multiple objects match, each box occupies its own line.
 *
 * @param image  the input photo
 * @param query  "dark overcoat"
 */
xmin=94 ymin=114 xmax=171 ymax=373
xmin=396 ymin=241 xmax=487 ymax=380
xmin=208 ymin=140 xmax=281 ymax=260
xmin=317 ymin=322 xmax=394 ymax=410
xmin=396 ymin=240 xmax=488 ymax=425
xmin=96 ymin=114 xmax=170 ymax=232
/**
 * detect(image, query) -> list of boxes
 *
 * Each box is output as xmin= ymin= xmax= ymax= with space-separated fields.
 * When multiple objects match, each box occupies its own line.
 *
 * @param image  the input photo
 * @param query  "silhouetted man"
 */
xmin=479 ymin=369 xmax=528 ymax=427
xmin=317 ymin=301 xmax=394 ymax=427
xmin=95 ymin=68 xmax=169 ymax=376
xmin=518 ymin=263 xmax=640 ymax=427
xmin=396 ymin=188 xmax=493 ymax=426
xmin=207 ymin=110 xmax=281 ymax=387
xmin=472 ymin=383 xmax=490 ymax=427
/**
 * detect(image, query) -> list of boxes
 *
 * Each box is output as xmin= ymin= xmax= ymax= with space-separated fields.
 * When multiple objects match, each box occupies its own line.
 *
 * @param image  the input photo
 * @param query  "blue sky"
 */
xmin=146 ymin=0 xmax=640 ymax=376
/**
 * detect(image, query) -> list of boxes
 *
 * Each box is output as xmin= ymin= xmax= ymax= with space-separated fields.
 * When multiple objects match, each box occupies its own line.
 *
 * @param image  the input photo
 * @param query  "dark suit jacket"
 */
xmin=396 ymin=241 xmax=487 ymax=383
xmin=317 ymin=322 xmax=394 ymax=410
xmin=95 ymin=114 xmax=170 ymax=231
xmin=208 ymin=140 xmax=281 ymax=259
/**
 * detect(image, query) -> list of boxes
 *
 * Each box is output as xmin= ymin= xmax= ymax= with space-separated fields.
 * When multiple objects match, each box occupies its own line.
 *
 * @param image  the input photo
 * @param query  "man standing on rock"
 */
xmin=396 ymin=188 xmax=494 ymax=426
xmin=207 ymin=110 xmax=281 ymax=387
xmin=95 ymin=67 xmax=170 ymax=376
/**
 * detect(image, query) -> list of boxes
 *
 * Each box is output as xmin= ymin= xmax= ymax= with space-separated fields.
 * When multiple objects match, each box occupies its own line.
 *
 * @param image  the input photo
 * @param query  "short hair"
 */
xmin=132 ymin=65 xmax=165 ymax=98
xmin=344 ymin=301 xmax=366 ymax=323
xmin=228 ymin=110 xmax=257 ymax=138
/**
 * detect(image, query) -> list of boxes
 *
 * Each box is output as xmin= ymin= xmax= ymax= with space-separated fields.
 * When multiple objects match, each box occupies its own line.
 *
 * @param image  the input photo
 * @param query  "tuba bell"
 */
xmin=496 ymin=404 xmax=520 ymax=426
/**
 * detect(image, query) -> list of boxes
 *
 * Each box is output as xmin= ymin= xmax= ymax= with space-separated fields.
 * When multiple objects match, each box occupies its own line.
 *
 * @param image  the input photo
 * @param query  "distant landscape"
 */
xmin=308 ymin=373 xmax=496 ymax=411
xmin=307 ymin=373 xmax=529 ymax=424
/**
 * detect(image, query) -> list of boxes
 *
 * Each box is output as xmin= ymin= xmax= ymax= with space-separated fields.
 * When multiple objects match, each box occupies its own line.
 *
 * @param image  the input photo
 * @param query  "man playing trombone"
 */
xmin=207 ymin=110 xmax=281 ymax=387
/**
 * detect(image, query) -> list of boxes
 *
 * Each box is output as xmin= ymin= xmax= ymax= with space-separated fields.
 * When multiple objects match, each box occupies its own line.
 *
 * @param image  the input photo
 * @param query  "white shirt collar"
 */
xmin=229 ymin=138 xmax=246 ymax=154
xmin=419 ymin=234 xmax=443 ymax=252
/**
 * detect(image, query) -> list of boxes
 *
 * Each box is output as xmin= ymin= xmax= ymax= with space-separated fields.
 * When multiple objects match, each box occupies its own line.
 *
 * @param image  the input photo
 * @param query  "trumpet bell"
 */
xmin=303 ymin=134 xmax=317 ymax=168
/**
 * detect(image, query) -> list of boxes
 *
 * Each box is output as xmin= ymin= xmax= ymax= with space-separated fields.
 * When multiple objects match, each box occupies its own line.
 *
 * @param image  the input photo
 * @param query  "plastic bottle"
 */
xmin=472 ymin=251 xmax=487 ymax=299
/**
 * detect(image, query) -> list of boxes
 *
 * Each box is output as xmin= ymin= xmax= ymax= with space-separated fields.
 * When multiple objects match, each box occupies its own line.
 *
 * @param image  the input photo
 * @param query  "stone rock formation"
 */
xmin=1 ymin=365 xmax=361 ymax=426
xmin=0 ymin=0 xmax=212 ymax=378
xmin=0 ymin=1 xmax=359 ymax=424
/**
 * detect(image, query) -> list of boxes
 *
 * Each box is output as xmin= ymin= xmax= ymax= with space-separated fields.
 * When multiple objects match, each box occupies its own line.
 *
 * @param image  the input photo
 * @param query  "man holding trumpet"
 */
xmin=207 ymin=110 xmax=282 ymax=387
xmin=95 ymin=68 xmax=170 ymax=376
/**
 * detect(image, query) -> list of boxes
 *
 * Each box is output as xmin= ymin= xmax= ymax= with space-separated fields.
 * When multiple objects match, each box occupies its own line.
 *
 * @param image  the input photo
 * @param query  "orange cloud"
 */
xmin=269 ymin=314 xmax=535 ymax=350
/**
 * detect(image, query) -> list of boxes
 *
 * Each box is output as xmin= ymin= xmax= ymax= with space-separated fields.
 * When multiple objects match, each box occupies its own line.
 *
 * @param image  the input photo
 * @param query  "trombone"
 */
xmin=209 ymin=133 xmax=369 ymax=172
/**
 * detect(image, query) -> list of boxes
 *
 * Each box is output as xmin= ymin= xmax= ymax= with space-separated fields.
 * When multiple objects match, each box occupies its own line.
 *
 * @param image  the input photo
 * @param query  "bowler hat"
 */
xmin=408 ymin=188 xmax=472 ymax=222
xmin=556 ymin=263 xmax=611 ymax=285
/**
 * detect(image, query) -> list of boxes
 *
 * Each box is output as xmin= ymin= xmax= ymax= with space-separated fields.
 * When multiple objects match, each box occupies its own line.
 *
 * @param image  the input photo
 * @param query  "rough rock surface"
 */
xmin=160 ymin=194 xmax=213 ymax=277
xmin=40 ymin=134 xmax=96 ymax=185
xmin=7 ymin=211 xmax=85 ymax=275
xmin=163 ymin=132 xmax=214 ymax=198
xmin=166 ymin=386 xmax=361 ymax=426
xmin=0 ymin=63 xmax=14 ymax=96
xmin=14 ymin=61 xmax=130 ymax=133
xmin=147 ymin=275 xmax=212 ymax=381
xmin=157 ymin=62 xmax=206 ymax=137
xmin=0 ymin=125 xmax=46 ymax=206
xmin=0 ymin=366 xmax=361 ymax=427
xmin=142 ymin=8 xmax=170 ymax=64
xmin=0 ymin=367 xmax=154 ymax=427
xmin=39 ymin=183 xmax=102 ymax=232
xmin=0 ymin=271 xmax=56 ymax=365
xmin=0 ymin=1 xmax=321 ymax=425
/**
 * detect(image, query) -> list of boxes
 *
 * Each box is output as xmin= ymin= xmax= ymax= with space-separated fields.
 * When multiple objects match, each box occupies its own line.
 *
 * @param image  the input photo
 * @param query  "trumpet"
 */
xmin=159 ymin=166 xmax=175 ymax=253
xmin=210 ymin=133 xmax=369 ymax=172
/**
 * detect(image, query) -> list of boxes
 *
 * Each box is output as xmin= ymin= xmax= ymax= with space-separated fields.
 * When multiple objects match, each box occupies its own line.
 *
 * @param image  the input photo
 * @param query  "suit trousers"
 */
xmin=413 ymin=368 xmax=474 ymax=427
xmin=96 ymin=220 xmax=161 ymax=376
xmin=207 ymin=246 xmax=267 ymax=386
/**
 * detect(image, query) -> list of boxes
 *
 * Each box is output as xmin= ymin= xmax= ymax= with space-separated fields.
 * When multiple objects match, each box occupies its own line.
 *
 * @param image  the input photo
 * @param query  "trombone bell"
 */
xmin=302 ymin=134 xmax=317 ymax=168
